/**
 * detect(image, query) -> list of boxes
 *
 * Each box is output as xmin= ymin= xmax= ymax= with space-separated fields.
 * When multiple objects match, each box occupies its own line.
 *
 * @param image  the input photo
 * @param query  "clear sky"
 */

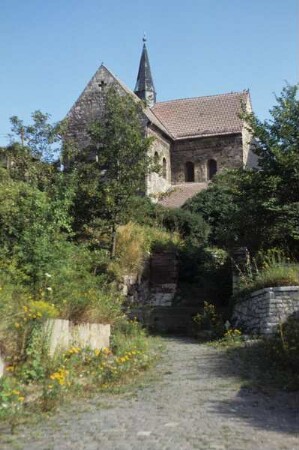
xmin=0 ymin=0 xmax=298 ymax=146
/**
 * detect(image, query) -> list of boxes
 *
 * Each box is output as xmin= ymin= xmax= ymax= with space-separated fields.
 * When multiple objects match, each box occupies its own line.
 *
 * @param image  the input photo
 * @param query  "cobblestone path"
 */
xmin=1 ymin=338 xmax=298 ymax=450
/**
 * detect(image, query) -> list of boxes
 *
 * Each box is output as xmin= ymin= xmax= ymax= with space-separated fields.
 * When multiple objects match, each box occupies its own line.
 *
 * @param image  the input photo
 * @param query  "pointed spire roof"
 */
xmin=134 ymin=36 xmax=156 ymax=107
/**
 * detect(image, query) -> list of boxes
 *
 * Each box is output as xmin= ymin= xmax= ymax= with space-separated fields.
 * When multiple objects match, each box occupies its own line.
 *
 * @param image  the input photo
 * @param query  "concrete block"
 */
xmin=45 ymin=319 xmax=111 ymax=356
xmin=0 ymin=353 xmax=4 ymax=378
xmin=71 ymin=323 xmax=110 ymax=350
xmin=45 ymin=319 xmax=70 ymax=356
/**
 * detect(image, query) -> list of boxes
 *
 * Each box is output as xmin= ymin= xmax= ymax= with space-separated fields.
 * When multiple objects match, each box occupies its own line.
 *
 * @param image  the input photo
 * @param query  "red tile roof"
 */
xmin=158 ymin=183 xmax=208 ymax=208
xmin=151 ymin=91 xmax=249 ymax=139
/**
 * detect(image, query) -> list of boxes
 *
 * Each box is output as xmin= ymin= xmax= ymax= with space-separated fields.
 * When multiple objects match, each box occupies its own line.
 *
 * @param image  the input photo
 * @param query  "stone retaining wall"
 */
xmin=122 ymin=250 xmax=178 ymax=307
xmin=232 ymin=286 xmax=299 ymax=335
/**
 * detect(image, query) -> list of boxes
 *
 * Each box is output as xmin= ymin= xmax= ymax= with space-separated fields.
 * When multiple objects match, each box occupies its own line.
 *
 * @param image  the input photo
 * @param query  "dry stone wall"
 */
xmin=232 ymin=286 xmax=299 ymax=335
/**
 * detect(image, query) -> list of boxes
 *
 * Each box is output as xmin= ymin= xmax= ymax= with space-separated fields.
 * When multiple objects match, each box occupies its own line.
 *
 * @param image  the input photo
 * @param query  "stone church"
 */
xmin=66 ymin=39 xmax=255 ymax=207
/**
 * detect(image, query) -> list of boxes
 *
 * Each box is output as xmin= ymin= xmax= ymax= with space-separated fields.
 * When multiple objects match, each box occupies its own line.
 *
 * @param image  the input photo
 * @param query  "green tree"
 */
xmin=71 ymin=87 xmax=155 ymax=256
xmin=9 ymin=110 xmax=63 ymax=161
xmin=0 ymin=173 xmax=73 ymax=287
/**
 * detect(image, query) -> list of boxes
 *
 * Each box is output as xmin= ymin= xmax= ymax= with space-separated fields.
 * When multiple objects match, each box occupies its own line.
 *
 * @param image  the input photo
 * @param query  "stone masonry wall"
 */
xmin=65 ymin=66 xmax=116 ymax=151
xmin=171 ymin=133 xmax=243 ymax=183
xmin=232 ymin=286 xmax=299 ymax=335
xmin=146 ymin=126 xmax=172 ymax=197
xmin=122 ymin=250 xmax=178 ymax=307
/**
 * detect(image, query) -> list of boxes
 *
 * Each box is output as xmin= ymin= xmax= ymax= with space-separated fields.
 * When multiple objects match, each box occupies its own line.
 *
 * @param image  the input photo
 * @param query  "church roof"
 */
xmin=151 ymin=91 xmax=249 ymax=139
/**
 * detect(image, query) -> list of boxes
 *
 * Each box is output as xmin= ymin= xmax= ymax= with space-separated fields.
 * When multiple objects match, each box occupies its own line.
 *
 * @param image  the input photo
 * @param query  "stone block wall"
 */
xmin=122 ymin=250 xmax=178 ymax=307
xmin=149 ymin=250 xmax=178 ymax=306
xmin=171 ymin=133 xmax=243 ymax=183
xmin=232 ymin=286 xmax=299 ymax=335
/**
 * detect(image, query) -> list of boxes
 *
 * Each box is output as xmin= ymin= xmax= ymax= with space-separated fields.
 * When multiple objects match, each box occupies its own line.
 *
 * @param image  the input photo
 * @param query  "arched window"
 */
xmin=185 ymin=161 xmax=195 ymax=182
xmin=154 ymin=152 xmax=159 ymax=173
xmin=207 ymin=159 xmax=217 ymax=180
xmin=162 ymin=158 xmax=167 ymax=179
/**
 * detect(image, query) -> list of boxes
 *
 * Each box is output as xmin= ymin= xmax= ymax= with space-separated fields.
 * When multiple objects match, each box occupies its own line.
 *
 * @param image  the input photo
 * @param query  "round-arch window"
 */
xmin=185 ymin=161 xmax=195 ymax=182
xmin=162 ymin=158 xmax=167 ymax=179
xmin=207 ymin=159 xmax=217 ymax=180
xmin=154 ymin=152 xmax=159 ymax=173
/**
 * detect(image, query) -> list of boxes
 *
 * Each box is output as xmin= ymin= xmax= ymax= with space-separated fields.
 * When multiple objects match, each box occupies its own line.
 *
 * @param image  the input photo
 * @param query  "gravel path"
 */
xmin=1 ymin=337 xmax=298 ymax=450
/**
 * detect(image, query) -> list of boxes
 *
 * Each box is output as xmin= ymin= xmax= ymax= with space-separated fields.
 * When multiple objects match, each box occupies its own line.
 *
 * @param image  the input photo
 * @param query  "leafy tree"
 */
xmin=0 ymin=174 xmax=72 ymax=287
xmin=71 ymin=87 xmax=155 ymax=256
xmin=9 ymin=110 xmax=63 ymax=161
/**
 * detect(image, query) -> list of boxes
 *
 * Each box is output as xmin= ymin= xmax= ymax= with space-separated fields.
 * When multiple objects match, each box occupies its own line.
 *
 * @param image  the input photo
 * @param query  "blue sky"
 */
xmin=0 ymin=0 xmax=298 ymax=146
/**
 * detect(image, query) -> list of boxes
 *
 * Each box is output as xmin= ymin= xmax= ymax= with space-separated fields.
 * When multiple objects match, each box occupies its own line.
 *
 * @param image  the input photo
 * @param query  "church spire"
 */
xmin=134 ymin=35 xmax=156 ymax=107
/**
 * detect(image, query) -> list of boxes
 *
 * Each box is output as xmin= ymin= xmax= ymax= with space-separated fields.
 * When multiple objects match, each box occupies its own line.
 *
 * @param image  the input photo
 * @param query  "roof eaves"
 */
xmin=174 ymin=130 xmax=243 ymax=140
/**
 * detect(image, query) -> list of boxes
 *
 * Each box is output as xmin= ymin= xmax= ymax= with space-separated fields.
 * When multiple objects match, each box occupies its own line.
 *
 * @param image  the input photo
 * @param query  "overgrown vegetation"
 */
xmin=231 ymin=249 xmax=299 ymax=304
xmin=218 ymin=315 xmax=299 ymax=392
xmin=0 ymin=318 xmax=161 ymax=431
xmin=0 ymin=93 xmax=169 ymax=428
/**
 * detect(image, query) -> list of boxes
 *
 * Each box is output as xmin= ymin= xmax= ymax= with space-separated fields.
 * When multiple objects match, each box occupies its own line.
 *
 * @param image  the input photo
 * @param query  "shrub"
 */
xmin=268 ymin=315 xmax=299 ymax=373
xmin=156 ymin=207 xmax=210 ymax=246
xmin=193 ymin=302 xmax=225 ymax=340
xmin=176 ymin=246 xmax=231 ymax=306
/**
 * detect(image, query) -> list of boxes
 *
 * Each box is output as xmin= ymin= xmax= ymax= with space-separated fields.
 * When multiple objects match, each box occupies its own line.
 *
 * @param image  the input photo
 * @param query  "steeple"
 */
xmin=134 ymin=35 xmax=156 ymax=107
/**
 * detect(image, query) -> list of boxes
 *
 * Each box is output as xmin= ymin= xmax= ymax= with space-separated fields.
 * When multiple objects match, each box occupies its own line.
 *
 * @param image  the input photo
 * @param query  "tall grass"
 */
xmin=234 ymin=249 xmax=299 ymax=300
xmin=110 ymin=222 xmax=181 ymax=278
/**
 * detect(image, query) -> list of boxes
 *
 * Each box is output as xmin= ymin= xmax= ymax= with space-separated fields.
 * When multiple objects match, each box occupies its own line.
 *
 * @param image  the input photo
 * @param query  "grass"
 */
xmin=233 ymin=254 xmax=299 ymax=303
xmin=223 ymin=340 xmax=299 ymax=392
xmin=212 ymin=317 xmax=299 ymax=392
xmin=110 ymin=221 xmax=181 ymax=278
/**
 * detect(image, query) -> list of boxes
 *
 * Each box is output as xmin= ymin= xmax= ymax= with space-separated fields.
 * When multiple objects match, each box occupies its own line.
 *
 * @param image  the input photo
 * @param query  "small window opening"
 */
xmin=185 ymin=161 xmax=195 ymax=182
xmin=207 ymin=159 xmax=217 ymax=180
xmin=162 ymin=158 xmax=167 ymax=179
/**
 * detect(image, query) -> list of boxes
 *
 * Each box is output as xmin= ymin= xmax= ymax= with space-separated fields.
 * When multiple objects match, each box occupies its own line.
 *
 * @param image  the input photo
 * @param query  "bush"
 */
xmin=156 ymin=207 xmax=210 ymax=246
xmin=176 ymin=245 xmax=231 ymax=306
xmin=193 ymin=302 xmax=225 ymax=340
xmin=268 ymin=315 xmax=299 ymax=374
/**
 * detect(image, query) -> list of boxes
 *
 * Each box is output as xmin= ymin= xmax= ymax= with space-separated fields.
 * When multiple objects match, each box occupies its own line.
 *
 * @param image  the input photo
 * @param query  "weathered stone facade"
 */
xmin=171 ymin=134 xmax=243 ymax=184
xmin=232 ymin=286 xmax=299 ymax=335
xmin=146 ymin=126 xmax=172 ymax=196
